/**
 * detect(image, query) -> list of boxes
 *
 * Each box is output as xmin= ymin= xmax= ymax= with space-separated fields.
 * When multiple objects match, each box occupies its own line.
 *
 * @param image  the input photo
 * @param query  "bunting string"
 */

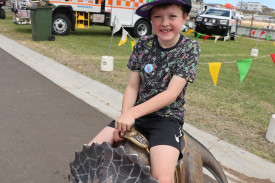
xmin=182 ymin=27 xmax=274 ymax=86
xmin=198 ymin=55 xmax=271 ymax=65
xmin=204 ymin=54 xmax=274 ymax=86
xmin=114 ymin=18 xmax=274 ymax=87
xmin=184 ymin=27 xmax=273 ymax=42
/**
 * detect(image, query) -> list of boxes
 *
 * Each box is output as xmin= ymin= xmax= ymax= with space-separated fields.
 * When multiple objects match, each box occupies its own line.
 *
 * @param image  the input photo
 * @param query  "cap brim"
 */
xmin=136 ymin=0 xmax=189 ymax=19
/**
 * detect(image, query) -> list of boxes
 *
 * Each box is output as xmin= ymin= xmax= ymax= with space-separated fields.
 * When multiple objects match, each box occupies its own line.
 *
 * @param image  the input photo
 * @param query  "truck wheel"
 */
xmin=230 ymin=33 xmax=236 ymax=41
xmin=52 ymin=14 xmax=71 ymax=36
xmin=194 ymin=28 xmax=201 ymax=38
xmin=133 ymin=20 xmax=151 ymax=37
xmin=0 ymin=8 xmax=6 ymax=19
xmin=223 ymin=29 xmax=229 ymax=37
xmin=223 ymin=29 xmax=230 ymax=41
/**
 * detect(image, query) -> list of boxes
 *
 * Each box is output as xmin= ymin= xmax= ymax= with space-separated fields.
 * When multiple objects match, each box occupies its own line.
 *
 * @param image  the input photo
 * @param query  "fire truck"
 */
xmin=11 ymin=0 xmax=151 ymax=37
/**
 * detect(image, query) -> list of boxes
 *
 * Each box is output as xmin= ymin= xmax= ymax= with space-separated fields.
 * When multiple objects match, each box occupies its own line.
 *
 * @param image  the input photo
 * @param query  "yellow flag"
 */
xmin=131 ymin=41 xmax=136 ymax=50
xmin=274 ymin=41 xmax=275 ymax=46
xmin=185 ymin=29 xmax=194 ymax=35
xmin=209 ymin=62 xmax=222 ymax=87
xmin=118 ymin=28 xmax=128 ymax=46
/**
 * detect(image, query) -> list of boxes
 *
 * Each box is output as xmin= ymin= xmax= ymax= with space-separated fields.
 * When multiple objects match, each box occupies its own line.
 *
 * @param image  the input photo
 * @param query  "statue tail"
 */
xmin=183 ymin=130 xmax=228 ymax=183
xmin=200 ymin=141 xmax=228 ymax=183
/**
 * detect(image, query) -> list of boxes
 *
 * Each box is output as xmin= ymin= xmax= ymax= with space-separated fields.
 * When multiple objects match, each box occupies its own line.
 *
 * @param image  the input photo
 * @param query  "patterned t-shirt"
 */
xmin=127 ymin=34 xmax=200 ymax=123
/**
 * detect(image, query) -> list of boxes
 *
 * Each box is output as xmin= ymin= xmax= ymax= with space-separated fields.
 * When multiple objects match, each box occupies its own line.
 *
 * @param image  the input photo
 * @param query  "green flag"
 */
xmin=237 ymin=59 xmax=252 ymax=83
xmin=266 ymin=35 xmax=272 ymax=41
xmin=196 ymin=33 xmax=202 ymax=39
xmin=241 ymin=34 xmax=246 ymax=37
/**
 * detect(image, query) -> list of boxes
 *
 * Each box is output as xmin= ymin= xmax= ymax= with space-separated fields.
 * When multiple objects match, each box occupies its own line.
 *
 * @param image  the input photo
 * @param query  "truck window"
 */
xmin=204 ymin=9 xmax=230 ymax=17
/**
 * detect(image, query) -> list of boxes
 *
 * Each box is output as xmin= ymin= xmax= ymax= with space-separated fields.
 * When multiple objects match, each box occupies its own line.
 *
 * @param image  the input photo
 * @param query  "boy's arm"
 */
xmin=116 ymin=75 xmax=187 ymax=132
xmin=115 ymin=70 xmax=140 ymax=132
xmin=121 ymin=70 xmax=140 ymax=113
xmin=130 ymin=75 xmax=187 ymax=118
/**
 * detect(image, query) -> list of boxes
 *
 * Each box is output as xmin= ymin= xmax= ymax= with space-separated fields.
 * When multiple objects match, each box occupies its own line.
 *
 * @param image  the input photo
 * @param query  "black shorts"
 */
xmin=108 ymin=113 xmax=184 ymax=160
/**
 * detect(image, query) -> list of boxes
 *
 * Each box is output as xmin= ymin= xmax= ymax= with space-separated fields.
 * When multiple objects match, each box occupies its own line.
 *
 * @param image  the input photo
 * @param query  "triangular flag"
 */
xmin=209 ymin=62 xmax=222 ymax=86
xmin=118 ymin=28 xmax=128 ymax=46
xmin=130 ymin=41 xmax=135 ymax=51
xmin=237 ymin=59 xmax=252 ymax=83
xmin=214 ymin=36 xmax=220 ymax=43
xmin=251 ymin=30 xmax=256 ymax=36
xmin=266 ymin=35 xmax=272 ymax=41
xmin=260 ymin=30 xmax=266 ymax=37
xmin=203 ymin=35 xmax=211 ymax=41
xmin=185 ymin=29 xmax=194 ymax=35
xmin=241 ymin=34 xmax=246 ymax=37
xmin=274 ymin=41 xmax=275 ymax=46
xmin=271 ymin=54 xmax=275 ymax=64
xmin=224 ymin=36 xmax=229 ymax=42
xmin=112 ymin=17 xmax=122 ymax=35
xmin=182 ymin=25 xmax=187 ymax=32
xmin=196 ymin=33 xmax=202 ymax=39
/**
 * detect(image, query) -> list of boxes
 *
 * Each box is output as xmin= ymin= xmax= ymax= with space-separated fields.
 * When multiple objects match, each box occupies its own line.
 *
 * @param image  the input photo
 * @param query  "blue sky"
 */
xmin=203 ymin=0 xmax=275 ymax=9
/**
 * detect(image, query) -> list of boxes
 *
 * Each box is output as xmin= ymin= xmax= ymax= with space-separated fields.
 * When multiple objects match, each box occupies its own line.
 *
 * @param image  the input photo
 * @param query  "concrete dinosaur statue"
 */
xmin=69 ymin=127 xmax=228 ymax=183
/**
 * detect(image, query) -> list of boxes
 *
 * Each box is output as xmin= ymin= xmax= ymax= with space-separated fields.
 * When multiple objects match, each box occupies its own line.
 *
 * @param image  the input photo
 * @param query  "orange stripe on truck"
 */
xmin=105 ymin=5 xmax=137 ymax=10
xmin=50 ymin=1 xmax=101 ymax=6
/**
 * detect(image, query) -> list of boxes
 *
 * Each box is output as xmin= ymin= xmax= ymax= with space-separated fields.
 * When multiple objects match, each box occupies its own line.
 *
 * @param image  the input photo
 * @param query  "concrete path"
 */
xmin=0 ymin=34 xmax=274 ymax=183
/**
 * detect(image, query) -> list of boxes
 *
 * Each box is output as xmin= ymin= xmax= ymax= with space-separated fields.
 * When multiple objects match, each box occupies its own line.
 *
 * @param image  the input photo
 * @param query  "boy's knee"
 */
xmin=154 ymin=174 xmax=174 ymax=183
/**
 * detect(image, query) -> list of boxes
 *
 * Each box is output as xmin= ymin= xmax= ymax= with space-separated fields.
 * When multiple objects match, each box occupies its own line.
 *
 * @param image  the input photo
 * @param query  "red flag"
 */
xmin=251 ymin=30 xmax=256 ymax=36
xmin=271 ymin=54 xmax=275 ymax=64
xmin=203 ymin=35 xmax=211 ymax=41
xmin=260 ymin=31 xmax=266 ymax=37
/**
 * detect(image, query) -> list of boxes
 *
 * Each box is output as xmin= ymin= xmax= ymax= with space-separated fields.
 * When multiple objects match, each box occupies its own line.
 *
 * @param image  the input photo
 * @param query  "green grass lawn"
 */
xmin=1 ymin=11 xmax=275 ymax=163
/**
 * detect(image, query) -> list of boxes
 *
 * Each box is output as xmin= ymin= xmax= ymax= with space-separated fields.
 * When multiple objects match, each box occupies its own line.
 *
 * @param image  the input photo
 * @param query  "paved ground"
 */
xmin=0 ymin=48 xmax=112 ymax=182
xmin=0 ymin=34 xmax=275 ymax=183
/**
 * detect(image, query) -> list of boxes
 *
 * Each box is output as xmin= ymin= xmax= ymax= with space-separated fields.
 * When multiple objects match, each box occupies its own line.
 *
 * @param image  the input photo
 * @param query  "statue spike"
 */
xmin=116 ymin=145 xmax=126 ymax=155
xmin=83 ymin=144 xmax=90 ymax=151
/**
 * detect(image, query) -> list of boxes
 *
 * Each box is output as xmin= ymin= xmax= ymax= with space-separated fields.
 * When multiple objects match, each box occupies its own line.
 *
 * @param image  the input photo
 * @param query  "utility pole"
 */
xmin=249 ymin=14 xmax=254 ymax=37
xmin=240 ymin=0 xmax=243 ymax=15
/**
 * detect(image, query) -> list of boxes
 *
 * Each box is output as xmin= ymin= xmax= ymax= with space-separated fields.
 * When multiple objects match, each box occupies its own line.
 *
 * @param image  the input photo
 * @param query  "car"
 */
xmin=195 ymin=7 xmax=238 ymax=40
xmin=263 ymin=25 xmax=273 ymax=30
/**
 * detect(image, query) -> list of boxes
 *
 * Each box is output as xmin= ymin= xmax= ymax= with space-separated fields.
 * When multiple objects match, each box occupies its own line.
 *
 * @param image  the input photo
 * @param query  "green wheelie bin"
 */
xmin=29 ymin=6 xmax=53 ymax=41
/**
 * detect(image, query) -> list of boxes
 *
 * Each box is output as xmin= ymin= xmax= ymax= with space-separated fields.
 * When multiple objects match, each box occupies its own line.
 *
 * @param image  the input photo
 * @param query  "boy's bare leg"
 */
xmin=87 ymin=126 xmax=115 ymax=146
xmin=150 ymin=145 xmax=179 ymax=183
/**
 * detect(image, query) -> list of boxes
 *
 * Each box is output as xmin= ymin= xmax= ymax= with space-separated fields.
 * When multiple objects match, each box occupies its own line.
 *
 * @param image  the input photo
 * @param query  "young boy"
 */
xmin=88 ymin=0 xmax=200 ymax=182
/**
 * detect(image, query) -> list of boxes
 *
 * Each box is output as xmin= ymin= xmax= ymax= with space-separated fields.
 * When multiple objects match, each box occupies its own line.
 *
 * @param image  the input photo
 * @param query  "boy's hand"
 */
xmin=113 ymin=129 xmax=125 ymax=142
xmin=115 ymin=111 xmax=135 ymax=132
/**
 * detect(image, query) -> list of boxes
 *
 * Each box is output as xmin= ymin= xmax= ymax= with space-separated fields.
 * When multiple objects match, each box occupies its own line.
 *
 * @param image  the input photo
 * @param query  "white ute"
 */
xmin=195 ymin=7 xmax=238 ymax=40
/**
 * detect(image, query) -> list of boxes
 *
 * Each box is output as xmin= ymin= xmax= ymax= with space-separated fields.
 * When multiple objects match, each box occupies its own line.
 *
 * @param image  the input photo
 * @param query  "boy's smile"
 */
xmin=151 ymin=4 xmax=187 ymax=49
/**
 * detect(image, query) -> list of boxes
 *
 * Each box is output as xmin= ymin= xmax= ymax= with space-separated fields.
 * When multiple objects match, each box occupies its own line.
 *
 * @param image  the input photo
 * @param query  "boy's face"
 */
xmin=150 ymin=4 xmax=187 ymax=48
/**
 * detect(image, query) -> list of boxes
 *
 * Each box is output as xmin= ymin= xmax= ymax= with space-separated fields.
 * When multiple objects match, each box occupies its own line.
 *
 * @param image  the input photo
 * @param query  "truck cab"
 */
xmin=195 ymin=7 xmax=237 ymax=40
xmin=10 ymin=0 xmax=152 ymax=37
